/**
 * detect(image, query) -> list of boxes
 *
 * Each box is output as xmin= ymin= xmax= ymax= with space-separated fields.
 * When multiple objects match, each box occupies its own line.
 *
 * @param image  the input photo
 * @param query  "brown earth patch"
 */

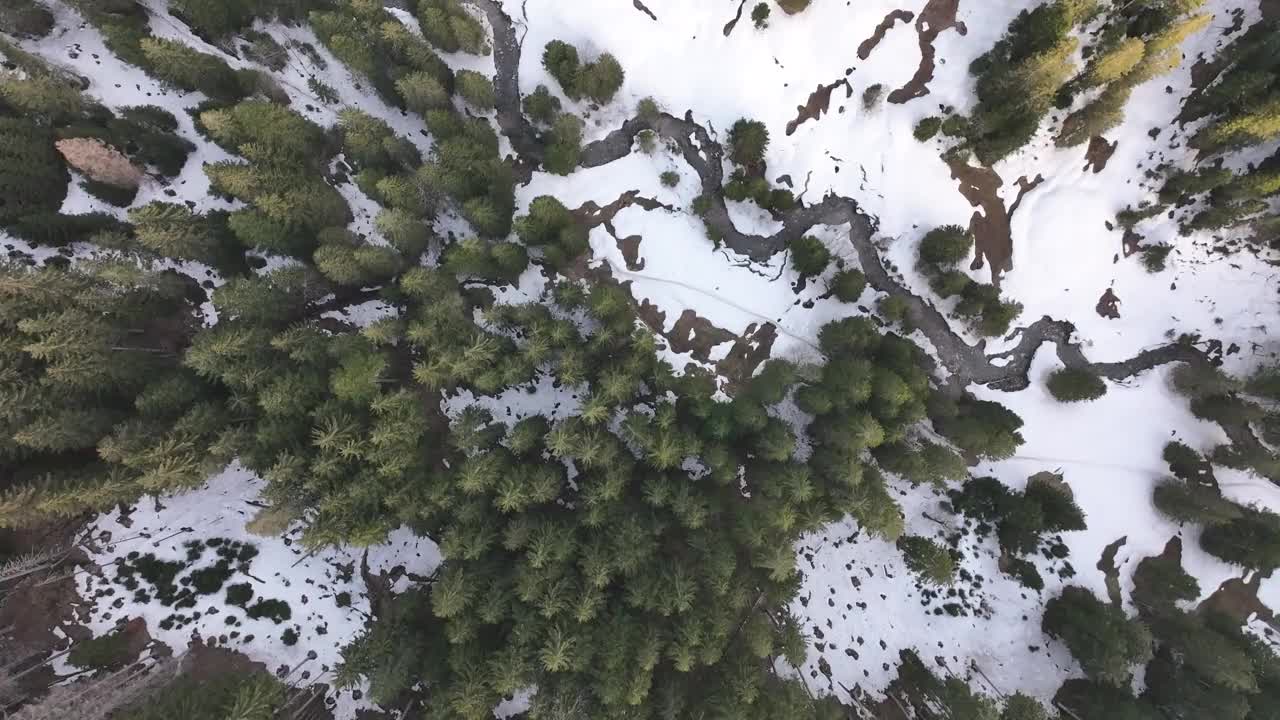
xmin=857 ymin=9 xmax=915 ymax=60
xmin=1097 ymin=536 xmax=1128 ymax=608
xmin=573 ymin=190 xmax=671 ymax=227
xmin=785 ymin=78 xmax=853 ymax=136
xmin=1095 ymin=288 xmax=1121 ymax=319
xmin=1121 ymin=229 xmax=1143 ymax=258
xmin=1083 ymin=136 xmax=1118 ymax=174
xmin=1007 ymin=174 xmax=1044 ymax=219
xmin=612 ymin=229 xmax=645 ymax=271
xmin=1264 ymin=0 xmax=1280 ymax=21
xmin=718 ymin=322 xmax=778 ymax=391
xmin=1199 ymin=570 xmax=1275 ymax=626
xmin=887 ymin=0 xmax=968 ymax=104
xmin=945 ymin=156 xmax=1013 ymax=284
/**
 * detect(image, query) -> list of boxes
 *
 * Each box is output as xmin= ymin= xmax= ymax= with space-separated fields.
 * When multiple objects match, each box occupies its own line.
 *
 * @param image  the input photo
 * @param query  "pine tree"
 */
xmin=1043 ymin=586 xmax=1153 ymax=686
xmin=138 ymin=37 xmax=243 ymax=101
xmin=455 ymin=70 xmax=496 ymax=110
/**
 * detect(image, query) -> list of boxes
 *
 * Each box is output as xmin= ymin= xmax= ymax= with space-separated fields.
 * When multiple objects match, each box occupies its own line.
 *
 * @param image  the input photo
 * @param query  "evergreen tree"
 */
xmin=1046 ymin=366 xmax=1107 ymax=402
xmin=455 ymin=70 xmax=496 ymax=110
xmin=897 ymin=534 xmax=956 ymax=585
xmin=138 ymin=37 xmax=244 ymax=101
xmin=1043 ymin=586 xmax=1153 ymax=686
xmin=788 ymin=235 xmax=831 ymax=279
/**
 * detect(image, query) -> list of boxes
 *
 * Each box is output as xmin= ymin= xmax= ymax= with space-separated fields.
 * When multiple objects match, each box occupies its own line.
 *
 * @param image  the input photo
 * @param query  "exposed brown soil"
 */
xmin=1199 ymin=570 xmax=1275 ymax=626
xmin=1097 ymin=537 xmax=1127 ymax=608
xmin=1083 ymin=136 xmax=1118 ymax=174
xmin=573 ymin=190 xmax=671 ymax=227
xmin=1264 ymin=0 xmax=1280 ymax=21
xmin=1095 ymin=288 xmax=1121 ymax=319
xmin=718 ymin=322 xmax=778 ymax=391
xmin=887 ymin=0 xmax=968 ymax=104
xmin=945 ymin=156 xmax=1013 ymax=284
xmin=1121 ymin=229 xmax=1143 ymax=258
xmin=785 ymin=78 xmax=853 ymax=136
xmin=612 ymin=229 xmax=645 ymax=271
xmin=857 ymin=10 xmax=914 ymax=60
xmin=1008 ymin=174 xmax=1044 ymax=219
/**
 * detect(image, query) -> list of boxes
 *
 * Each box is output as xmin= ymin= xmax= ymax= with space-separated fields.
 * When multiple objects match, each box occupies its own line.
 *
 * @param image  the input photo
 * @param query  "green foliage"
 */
xmin=914 ymin=116 xmax=943 ymax=141
xmin=1130 ymin=550 xmax=1200 ymax=615
xmin=1043 ymin=586 xmax=1153 ymax=686
xmin=514 ymin=195 xmax=589 ymax=269
xmin=1170 ymin=361 xmax=1239 ymax=399
xmin=311 ymin=0 xmax=453 ymax=108
xmin=964 ymin=0 xmax=1089 ymax=163
xmin=314 ymin=232 xmax=404 ymax=287
xmin=0 ymin=0 xmax=55 ymax=39
xmin=212 ymin=266 xmax=329 ymax=327
xmin=541 ymin=40 xmax=625 ymax=104
xmin=67 ymin=627 xmax=138 ymax=670
xmin=138 ymin=38 xmax=245 ymax=101
xmin=932 ymin=395 xmax=1025 ymax=460
xmin=950 ymin=473 xmax=1085 ymax=556
xmin=338 ymin=109 xmax=420 ymax=174
xmin=919 ymin=225 xmax=973 ymax=268
xmin=788 ymin=235 xmax=831 ymax=279
xmin=728 ymin=118 xmax=770 ymax=169
xmin=1139 ymin=244 xmax=1172 ymax=272
xmin=522 ymin=84 xmax=562 ymax=125
xmin=118 ymin=670 xmax=286 ymax=720
xmin=751 ymin=2 xmax=771 ymax=29
xmin=896 ymin=534 xmax=956 ymax=585
xmin=659 ymin=170 xmax=680 ymax=188
xmin=544 ymin=113 xmax=584 ymax=175
xmin=829 ymin=269 xmax=866 ymax=302
xmin=455 ymin=69 xmax=496 ymax=109
xmin=873 ymin=439 xmax=967 ymax=486
xmin=396 ymin=71 xmax=451 ymax=115
xmin=416 ymin=0 xmax=488 ymax=55
xmin=128 ymin=202 xmax=241 ymax=270
xmin=0 ymin=117 xmax=68 ymax=225
xmin=1200 ymin=506 xmax=1280 ymax=570
xmin=443 ymin=237 xmax=528 ymax=285
xmin=1046 ymin=367 xmax=1107 ymax=402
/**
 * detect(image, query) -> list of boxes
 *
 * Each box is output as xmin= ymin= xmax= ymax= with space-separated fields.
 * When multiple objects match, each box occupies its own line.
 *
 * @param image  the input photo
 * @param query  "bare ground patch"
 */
xmin=857 ymin=9 xmax=914 ymax=60
xmin=786 ymin=78 xmax=853 ymax=136
xmin=887 ymin=0 xmax=968 ymax=104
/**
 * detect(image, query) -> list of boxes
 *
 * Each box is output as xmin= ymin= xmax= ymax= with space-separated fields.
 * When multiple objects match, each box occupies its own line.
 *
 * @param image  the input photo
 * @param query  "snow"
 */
xmin=793 ymin=476 xmax=1082 ymax=705
xmin=75 ymin=463 xmax=441 ymax=719
xmin=972 ymin=351 xmax=1245 ymax=609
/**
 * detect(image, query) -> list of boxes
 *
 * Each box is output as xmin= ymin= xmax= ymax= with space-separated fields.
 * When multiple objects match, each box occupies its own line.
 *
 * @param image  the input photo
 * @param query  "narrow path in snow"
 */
xmin=600 ymin=258 xmax=821 ymax=351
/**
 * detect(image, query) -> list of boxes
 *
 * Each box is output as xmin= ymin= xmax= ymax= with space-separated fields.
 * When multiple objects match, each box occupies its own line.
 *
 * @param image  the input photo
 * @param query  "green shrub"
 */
xmin=522 ymin=85 xmax=562 ymax=125
xmin=919 ymin=225 xmax=972 ymax=267
xmin=829 ymin=269 xmax=866 ymax=302
xmin=1046 ymin=367 xmax=1107 ymax=402
xmin=728 ymin=118 xmax=769 ymax=168
xmin=417 ymin=0 xmax=487 ymax=55
xmin=897 ymin=535 xmax=956 ymax=585
xmin=455 ymin=70 xmax=495 ymax=110
xmin=1140 ymin=244 xmax=1172 ymax=272
xmin=544 ymin=113 xmax=584 ymax=175
xmin=751 ymin=2 xmax=771 ymax=28
xmin=788 ymin=235 xmax=831 ymax=278
xmin=914 ymin=116 xmax=943 ymax=141
xmin=139 ymin=37 xmax=244 ymax=101
xmin=659 ymin=171 xmax=680 ymax=188
xmin=68 ymin=628 xmax=137 ymax=670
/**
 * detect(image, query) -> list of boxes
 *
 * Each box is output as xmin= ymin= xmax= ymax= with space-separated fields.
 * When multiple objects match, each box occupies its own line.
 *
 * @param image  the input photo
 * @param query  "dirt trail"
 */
xmin=785 ymin=78 xmax=852 ymax=136
xmin=457 ymin=0 xmax=1269 ymax=462
xmin=887 ymin=0 xmax=967 ymax=104
xmin=857 ymin=10 xmax=914 ymax=60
